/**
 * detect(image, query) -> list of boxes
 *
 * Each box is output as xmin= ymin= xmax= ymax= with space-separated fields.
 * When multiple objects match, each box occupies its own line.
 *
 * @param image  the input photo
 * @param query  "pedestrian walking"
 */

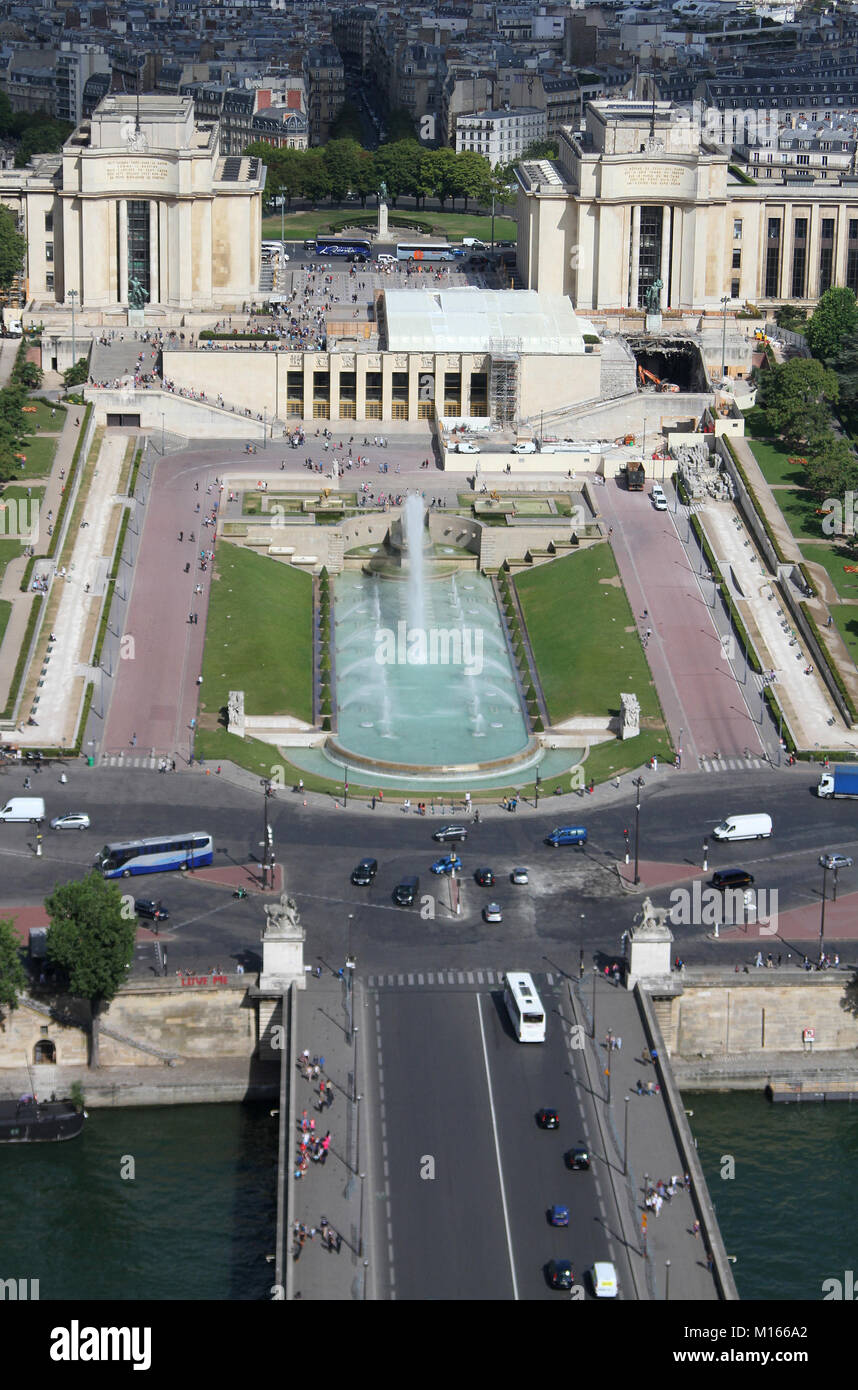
xmin=692 ymin=1219 xmax=701 ymax=1238
xmin=130 ymin=732 xmax=137 ymax=747
xmin=325 ymin=1080 xmax=334 ymax=1107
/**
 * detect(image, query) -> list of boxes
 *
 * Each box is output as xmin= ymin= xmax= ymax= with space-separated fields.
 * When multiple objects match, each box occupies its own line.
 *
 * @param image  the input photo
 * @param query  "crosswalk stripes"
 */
xmin=367 ymin=969 xmax=507 ymax=989
xmin=102 ymin=755 xmax=160 ymax=769
xmin=698 ymin=757 xmax=766 ymax=773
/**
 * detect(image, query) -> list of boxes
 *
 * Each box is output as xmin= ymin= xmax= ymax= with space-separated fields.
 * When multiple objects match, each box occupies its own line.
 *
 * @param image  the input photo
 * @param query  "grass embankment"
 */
xmin=515 ymin=548 xmax=673 ymax=772
xmin=197 ymin=543 xmax=314 ymax=743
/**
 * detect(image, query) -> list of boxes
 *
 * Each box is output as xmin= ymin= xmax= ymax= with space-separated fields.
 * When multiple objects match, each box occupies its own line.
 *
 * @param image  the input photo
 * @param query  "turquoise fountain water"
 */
xmin=331 ymin=495 xmax=532 ymax=772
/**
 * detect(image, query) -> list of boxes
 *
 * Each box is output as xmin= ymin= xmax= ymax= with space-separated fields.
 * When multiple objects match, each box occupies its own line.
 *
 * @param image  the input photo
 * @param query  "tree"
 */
xmin=13 ymin=118 xmax=73 ymax=168
xmin=806 ymin=287 xmax=858 ymax=363
xmin=322 ymin=138 xmax=364 ymax=201
xmin=759 ymin=356 xmax=839 ymax=447
xmin=45 ymin=872 xmax=136 ymax=1067
xmin=63 ymin=357 xmax=89 ymax=389
xmin=774 ymin=304 xmax=808 ymax=334
xmin=18 ymin=360 xmax=41 ymax=389
xmin=330 ymin=102 xmax=364 ymax=142
xmin=0 ymin=916 xmax=27 ymax=1023
xmin=0 ymin=205 xmax=25 ymax=292
xmin=804 ymin=434 xmax=858 ymax=501
xmin=449 ymin=150 xmax=493 ymax=211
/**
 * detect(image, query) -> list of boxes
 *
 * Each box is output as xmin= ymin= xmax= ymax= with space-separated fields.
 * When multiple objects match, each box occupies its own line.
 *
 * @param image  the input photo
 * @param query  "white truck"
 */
xmin=0 ymin=796 xmax=46 ymax=822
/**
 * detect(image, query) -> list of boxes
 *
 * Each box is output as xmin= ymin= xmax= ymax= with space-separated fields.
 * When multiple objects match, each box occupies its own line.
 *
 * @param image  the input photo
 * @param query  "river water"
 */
xmin=686 ymin=1090 xmax=858 ymax=1301
xmin=0 ymin=1103 xmax=277 ymax=1300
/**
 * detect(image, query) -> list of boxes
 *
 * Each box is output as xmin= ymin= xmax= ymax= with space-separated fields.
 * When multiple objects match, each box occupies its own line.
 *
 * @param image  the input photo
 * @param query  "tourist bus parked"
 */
xmin=97 ymin=833 xmax=214 ymax=878
xmin=503 ymin=971 xmax=547 ymax=1042
xmin=395 ymin=241 xmax=455 ymax=262
xmin=314 ymin=236 xmax=372 ymax=262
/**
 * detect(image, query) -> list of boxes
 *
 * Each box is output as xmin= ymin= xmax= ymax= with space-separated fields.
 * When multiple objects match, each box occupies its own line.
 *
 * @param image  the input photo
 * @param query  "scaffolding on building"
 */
xmin=488 ymin=337 xmax=521 ymax=426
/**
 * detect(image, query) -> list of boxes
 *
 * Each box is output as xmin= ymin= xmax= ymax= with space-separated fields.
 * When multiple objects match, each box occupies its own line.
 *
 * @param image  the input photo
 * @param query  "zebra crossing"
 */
xmin=697 ymin=756 xmax=768 ymax=773
xmin=367 ymin=969 xmax=558 ymax=990
xmin=101 ymin=753 xmax=166 ymax=770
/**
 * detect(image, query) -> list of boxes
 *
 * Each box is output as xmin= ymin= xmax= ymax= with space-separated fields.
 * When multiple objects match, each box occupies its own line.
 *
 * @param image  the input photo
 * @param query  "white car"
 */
xmin=591 ymin=1262 xmax=618 ymax=1298
xmin=511 ymin=867 xmax=529 ymax=884
xmin=651 ymin=485 xmax=668 ymax=511
xmin=512 ymin=441 xmax=537 ymax=454
xmin=456 ymin=440 xmax=481 ymax=454
xmin=50 ymin=812 xmax=90 ymax=831
xmin=483 ymin=902 xmax=503 ymax=923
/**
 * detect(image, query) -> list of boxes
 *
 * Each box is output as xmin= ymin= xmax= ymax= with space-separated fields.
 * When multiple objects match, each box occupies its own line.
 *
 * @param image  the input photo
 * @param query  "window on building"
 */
xmin=637 ymin=205 xmax=663 ymax=309
xmin=732 ymin=248 xmax=741 ymax=269
xmin=44 ymin=212 xmax=53 ymax=233
xmin=45 ymin=272 xmax=54 ymax=290
xmin=765 ymin=218 xmax=781 ymax=297
xmin=45 ymin=242 xmax=53 ymax=262
xmin=126 ymin=199 xmax=150 ymax=299
xmin=733 ymin=219 xmax=742 ymax=239
xmin=731 ymin=278 xmax=740 ymax=298
xmin=792 ymin=218 xmax=808 ymax=298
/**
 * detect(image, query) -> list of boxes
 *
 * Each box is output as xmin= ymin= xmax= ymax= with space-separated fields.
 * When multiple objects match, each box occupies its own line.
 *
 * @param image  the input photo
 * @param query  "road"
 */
xmin=368 ymin=974 xmax=626 ymax=1299
xmin=2 ymin=766 xmax=858 ymax=974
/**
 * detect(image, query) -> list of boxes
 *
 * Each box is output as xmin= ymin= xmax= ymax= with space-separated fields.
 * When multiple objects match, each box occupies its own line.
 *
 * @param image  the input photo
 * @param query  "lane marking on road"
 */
xmin=476 ymin=992 xmax=519 ymax=1301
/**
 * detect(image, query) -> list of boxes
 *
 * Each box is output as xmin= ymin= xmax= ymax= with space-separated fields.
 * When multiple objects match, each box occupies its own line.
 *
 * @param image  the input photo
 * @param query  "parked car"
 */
xmin=351 ymin=857 xmax=378 ymax=885
xmin=50 ymin=812 xmax=90 ymax=831
xmin=433 ymin=825 xmax=467 ymax=843
xmin=455 ymin=440 xmax=480 ymax=454
xmin=819 ymin=852 xmax=853 ymax=870
xmin=135 ymin=898 xmax=169 ymax=922
xmin=512 ymin=440 xmax=537 ymax=454
xmin=651 ymin=484 xmax=668 ymax=511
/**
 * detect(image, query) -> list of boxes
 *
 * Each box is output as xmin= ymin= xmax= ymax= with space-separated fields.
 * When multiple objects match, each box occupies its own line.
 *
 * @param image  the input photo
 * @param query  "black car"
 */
xmin=475 ymin=867 xmax=495 ymax=886
xmin=537 ymin=1108 xmax=559 ymax=1130
xmin=566 ymin=1147 xmax=590 ymax=1171
xmin=351 ymin=858 xmax=378 ymax=885
xmin=711 ymin=868 xmax=755 ymax=890
xmin=393 ymin=874 xmax=419 ymax=907
xmin=135 ymin=898 xmax=169 ymax=922
xmin=547 ymin=1259 xmax=574 ymax=1291
xmin=432 ymin=825 xmax=468 ymax=843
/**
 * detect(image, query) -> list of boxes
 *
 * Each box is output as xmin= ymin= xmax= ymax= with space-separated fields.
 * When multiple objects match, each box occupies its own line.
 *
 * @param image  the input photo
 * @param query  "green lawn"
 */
xmin=15 ymin=434 xmax=58 ymax=477
xmin=776 ymin=488 xmax=833 ymax=541
xmin=745 ymin=438 xmax=807 ymax=488
xmin=0 ymin=537 xmax=21 ymax=583
xmin=200 ymin=541 xmax=313 ymax=722
xmin=263 ymin=209 xmax=517 ymax=244
xmin=831 ymin=605 xmax=858 ymax=671
xmin=24 ymin=400 xmax=66 ymax=431
xmin=515 ymin=548 xmax=664 ymax=725
xmin=800 ymin=541 xmax=858 ymax=600
xmin=0 ymin=598 xmax=10 ymax=648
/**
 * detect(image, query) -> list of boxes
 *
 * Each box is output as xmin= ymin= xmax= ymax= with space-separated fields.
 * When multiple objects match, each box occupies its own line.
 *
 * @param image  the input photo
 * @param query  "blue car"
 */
xmin=549 ymin=1205 xmax=569 ymax=1228
xmin=545 ymin=826 xmax=587 ymax=848
xmin=430 ymin=853 xmax=461 ymax=875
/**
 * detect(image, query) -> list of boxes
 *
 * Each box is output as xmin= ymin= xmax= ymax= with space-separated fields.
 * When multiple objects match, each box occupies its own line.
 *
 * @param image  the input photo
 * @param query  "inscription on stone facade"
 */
xmin=103 ymin=159 xmax=170 ymax=182
xmin=626 ymin=166 xmax=684 ymax=188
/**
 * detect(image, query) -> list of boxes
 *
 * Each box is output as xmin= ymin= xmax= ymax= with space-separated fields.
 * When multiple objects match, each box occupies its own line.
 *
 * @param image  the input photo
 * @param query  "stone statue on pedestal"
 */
xmin=260 ymin=890 xmax=307 ymax=991
xmin=620 ymin=692 xmax=641 ymax=740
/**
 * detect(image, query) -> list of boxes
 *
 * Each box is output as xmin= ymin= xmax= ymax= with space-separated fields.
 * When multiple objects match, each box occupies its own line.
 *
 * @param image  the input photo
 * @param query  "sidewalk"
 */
xmin=571 ymin=972 xmax=726 ymax=1300
xmin=287 ymin=978 xmax=368 ymax=1300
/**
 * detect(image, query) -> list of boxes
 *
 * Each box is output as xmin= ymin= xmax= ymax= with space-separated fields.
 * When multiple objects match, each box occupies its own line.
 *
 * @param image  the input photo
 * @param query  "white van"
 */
xmin=0 ymin=797 xmax=46 ymax=822
xmin=592 ymin=1262 xmax=618 ymax=1297
xmin=712 ymin=812 xmax=772 ymax=841
xmin=377 ymin=253 xmax=396 ymax=267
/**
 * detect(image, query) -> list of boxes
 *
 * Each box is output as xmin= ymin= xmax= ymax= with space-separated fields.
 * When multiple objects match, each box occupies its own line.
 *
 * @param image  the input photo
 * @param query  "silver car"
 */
xmin=819 ymin=852 xmax=853 ymax=870
xmin=50 ymin=812 xmax=90 ymax=831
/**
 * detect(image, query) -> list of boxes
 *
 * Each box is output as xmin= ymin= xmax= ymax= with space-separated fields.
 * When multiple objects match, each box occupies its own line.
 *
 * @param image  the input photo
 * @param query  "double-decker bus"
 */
xmin=503 ymin=972 xmax=547 ymax=1042
xmin=395 ymin=241 xmax=455 ymax=262
xmin=97 ymin=833 xmax=214 ymax=878
xmin=314 ymin=236 xmax=372 ymax=262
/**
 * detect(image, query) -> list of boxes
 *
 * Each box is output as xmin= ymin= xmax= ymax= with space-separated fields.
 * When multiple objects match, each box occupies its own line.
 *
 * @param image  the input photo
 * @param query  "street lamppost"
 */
xmin=665 ymin=1259 xmax=671 ymax=1301
xmin=343 ymin=764 xmax=349 ymax=806
xmin=346 ymin=914 xmax=356 ymax=1042
xmin=624 ymin=1095 xmax=631 ymax=1176
xmin=720 ymin=295 xmax=729 ymax=383
xmin=819 ymin=862 xmax=829 ymax=961
xmin=535 ymin=767 xmax=541 ymax=808
xmin=703 ymin=839 xmax=709 ymax=872
xmin=68 ymin=288 xmax=78 ymax=377
xmin=260 ymin=778 xmax=273 ymax=889
xmin=632 ymin=776 xmax=645 ymax=885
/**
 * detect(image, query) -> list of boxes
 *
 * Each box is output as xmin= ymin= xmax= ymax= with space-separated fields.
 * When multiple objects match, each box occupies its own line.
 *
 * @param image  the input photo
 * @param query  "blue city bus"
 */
xmin=314 ymin=236 xmax=372 ymax=262
xmin=97 ymin=833 xmax=214 ymax=878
